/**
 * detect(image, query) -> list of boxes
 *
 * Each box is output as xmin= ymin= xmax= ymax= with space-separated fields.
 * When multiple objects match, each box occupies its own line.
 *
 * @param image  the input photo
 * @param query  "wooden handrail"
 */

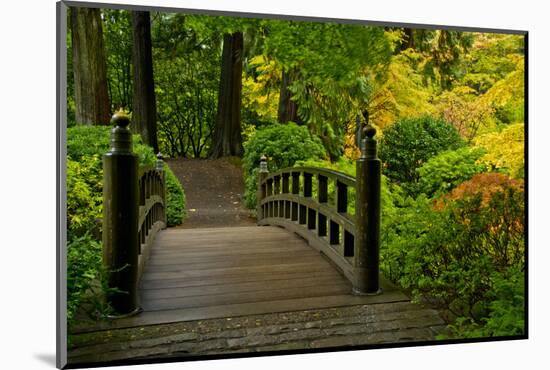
xmin=256 ymin=124 xmax=381 ymax=295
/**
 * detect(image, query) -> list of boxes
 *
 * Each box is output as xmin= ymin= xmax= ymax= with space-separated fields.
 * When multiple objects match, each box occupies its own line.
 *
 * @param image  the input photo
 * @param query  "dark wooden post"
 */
xmin=102 ymin=111 xmax=141 ymax=316
xmin=257 ymin=155 xmax=268 ymax=222
xmin=353 ymin=125 xmax=381 ymax=295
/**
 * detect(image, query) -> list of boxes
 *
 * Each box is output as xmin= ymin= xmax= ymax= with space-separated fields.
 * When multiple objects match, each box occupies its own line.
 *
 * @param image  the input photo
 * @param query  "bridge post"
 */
xmin=102 ymin=111 xmax=140 ymax=316
xmin=353 ymin=124 xmax=382 ymax=295
xmin=257 ymin=155 xmax=269 ymax=222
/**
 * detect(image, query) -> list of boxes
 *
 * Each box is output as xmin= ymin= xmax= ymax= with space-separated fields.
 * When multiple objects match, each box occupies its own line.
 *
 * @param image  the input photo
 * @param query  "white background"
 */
xmin=0 ymin=0 xmax=546 ymax=369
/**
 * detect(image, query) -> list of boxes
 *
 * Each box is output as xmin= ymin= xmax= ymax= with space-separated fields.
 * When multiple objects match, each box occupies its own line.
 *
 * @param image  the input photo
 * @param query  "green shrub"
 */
xmin=66 ymin=233 xmax=102 ymax=322
xmin=381 ymin=175 xmax=525 ymax=337
xmin=67 ymin=156 xmax=102 ymax=241
xmin=242 ymin=123 xmax=326 ymax=208
xmin=67 ymin=125 xmax=157 ymax=165
xmin=165 ymin=167 xmax=186 ymax=226
xmin=444 ymin=266 xmax=525 ymax=338
xmin=379 ymin=115 xmax=464 ymax=193
xmin=415 ymin=147 xmax=487 ymax=197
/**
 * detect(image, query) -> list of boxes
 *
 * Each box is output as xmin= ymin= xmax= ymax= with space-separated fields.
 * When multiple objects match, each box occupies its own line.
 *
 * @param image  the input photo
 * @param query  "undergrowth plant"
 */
xmin=382 ymin=173 xmax=525 ymax=338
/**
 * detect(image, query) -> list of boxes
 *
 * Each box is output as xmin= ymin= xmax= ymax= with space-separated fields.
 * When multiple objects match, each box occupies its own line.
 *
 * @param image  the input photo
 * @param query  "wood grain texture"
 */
xmin=72 ymin=226 xmax=408 ymax=334
xmin=140 ymin=226 xmax=406 ymax=318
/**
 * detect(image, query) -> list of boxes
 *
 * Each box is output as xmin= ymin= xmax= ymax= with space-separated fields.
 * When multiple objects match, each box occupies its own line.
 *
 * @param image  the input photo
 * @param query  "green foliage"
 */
xmin=368 ymin=49 xmax=436 ymax=129
xmin=382 ymin=175 xmax=525 ymax=337
xmin=242 ymin=123 xmax=326 ymax=208
xmin=66 ymin=156 xmax=103 ymax=240
xmin=165 ymin=166 xmax=186 ymax=226
xmin=67 ymin=125 xmax=157 ymax=165
xmin=415 ymin=147 xmax=487 ymax=197
xmin=398 ymin=29 xmax=474 ymax=90
xmin=263 ymin=20 xmax=392 ymax=159
xmin=66 ymin=233 xmax=103 ymax=322
xmin=461 ymin=34 xmax=523 ymax=94
xmin=443 ymin=266 xmax=525 ymax=338
xmin=102 ymin=9 xmax=133 ymax=111
xmin=152 ymin=13 xmax=220 ymax=157
xmin=379 ymin=115 xmax=464 ymax=191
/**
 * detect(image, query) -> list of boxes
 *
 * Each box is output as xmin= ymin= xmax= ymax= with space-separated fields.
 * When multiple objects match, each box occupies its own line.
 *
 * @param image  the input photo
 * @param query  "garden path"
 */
xmin=166 ymin=157 xmax=256 ymax=228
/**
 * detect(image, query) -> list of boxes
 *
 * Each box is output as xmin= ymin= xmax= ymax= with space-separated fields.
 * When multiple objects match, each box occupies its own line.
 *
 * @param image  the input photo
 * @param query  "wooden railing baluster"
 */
xmin=336 ymin=181 xmax=347 ymax=213
xmin=282 ymin=173 xmax=290 ymax=194
xmin=318 ymin=175 xmax=328 ymax=203
xmin=303 ymin=173 xmax=312 ymax=197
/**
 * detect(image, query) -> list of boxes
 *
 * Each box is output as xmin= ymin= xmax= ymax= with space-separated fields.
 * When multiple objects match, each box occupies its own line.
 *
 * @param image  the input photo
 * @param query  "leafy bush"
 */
xmin=444 ymin=266 xmax=525 ymax=338
xmin=67 ymin=125 xmax=157 ymax=164
xmin=382 ymin=173 xmax=525 ymax=337
xmin=66 ymin=125 xmax=186 ymax=323
xmin=242 ymin=123 xmax=326 ymax=208
xmin=379 ymin=115 xmax=464 ymax=192
xmin=66 ymin=233 xmax=103 ymax=322
xmin=415 ymin=147 xmax=487 ymax=197
xmin=67 ymin=156 xmax=103 ymax=240
xmin=165 ymin=167 xmax=186 ymax=226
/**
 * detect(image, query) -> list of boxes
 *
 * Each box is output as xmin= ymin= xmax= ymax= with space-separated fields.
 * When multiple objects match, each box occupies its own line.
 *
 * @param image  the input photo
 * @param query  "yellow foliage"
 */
xmin=482 ymin=58 xmax=524 ymax=109
xmin=242 ymin=55 xmax=281 ymax=121
xmin=368 ymin=51 xmax=435 ymax=129
xmin=473 ymin=123 xmax=525 ymax=178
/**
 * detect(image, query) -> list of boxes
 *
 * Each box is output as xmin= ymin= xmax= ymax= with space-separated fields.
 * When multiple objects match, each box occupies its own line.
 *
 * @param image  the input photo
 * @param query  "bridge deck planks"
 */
xmin=72 ymin=226 xmax=408 ymax=334
xmin=141 ymin=226 xmax=356 ymax=312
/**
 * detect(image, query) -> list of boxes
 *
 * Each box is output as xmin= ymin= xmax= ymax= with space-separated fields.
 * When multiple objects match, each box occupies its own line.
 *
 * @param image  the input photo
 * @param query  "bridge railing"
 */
xmin=257 ymin=125 xmax=381 ymax=295
xmin=102 ymin=112 xmax=166 ymax=317
xmin=137 ymin=162 xmax=167 ymax=277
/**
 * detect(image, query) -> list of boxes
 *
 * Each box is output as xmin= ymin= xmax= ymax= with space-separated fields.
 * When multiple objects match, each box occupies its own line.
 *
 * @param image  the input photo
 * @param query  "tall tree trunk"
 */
xmin=71 ymin=7 xmax=110 ymax=125
xmin=278 ymin=67 xmax=301 ymax=124
xmin=209 ymin=32 xmax=244 ymax=159
xmin=131 ymin=11 xmax=159 ymax=153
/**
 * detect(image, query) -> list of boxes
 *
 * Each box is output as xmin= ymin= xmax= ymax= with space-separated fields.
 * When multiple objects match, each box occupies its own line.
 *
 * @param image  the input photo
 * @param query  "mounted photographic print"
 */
xmin=56 ymin=1 xmax=527 ymax=368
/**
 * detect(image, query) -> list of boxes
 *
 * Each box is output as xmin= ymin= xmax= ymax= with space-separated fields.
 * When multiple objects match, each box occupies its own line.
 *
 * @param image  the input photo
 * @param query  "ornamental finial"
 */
xmin=111 ymin=110 xmax=130 ymax=128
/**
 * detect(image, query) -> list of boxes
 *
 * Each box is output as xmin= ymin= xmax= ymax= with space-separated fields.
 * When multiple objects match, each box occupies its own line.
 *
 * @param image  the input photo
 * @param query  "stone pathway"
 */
xmin=68 ymin=301 xmax=447 ymax=365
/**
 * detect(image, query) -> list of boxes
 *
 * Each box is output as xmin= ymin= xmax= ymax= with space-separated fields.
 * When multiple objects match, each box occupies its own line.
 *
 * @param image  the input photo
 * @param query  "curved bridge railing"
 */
xmin=102 ymin=112 xmax=166 ymax=317
xmin=257 ymin=126 xmax=382 ymax=296
xmin=137 ymin=164 xmax=167 ymax=275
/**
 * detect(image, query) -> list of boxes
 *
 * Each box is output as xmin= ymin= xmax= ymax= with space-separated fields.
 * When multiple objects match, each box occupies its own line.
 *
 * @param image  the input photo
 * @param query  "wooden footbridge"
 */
xmin=72 ymin=114 xmax=436 ymax=348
